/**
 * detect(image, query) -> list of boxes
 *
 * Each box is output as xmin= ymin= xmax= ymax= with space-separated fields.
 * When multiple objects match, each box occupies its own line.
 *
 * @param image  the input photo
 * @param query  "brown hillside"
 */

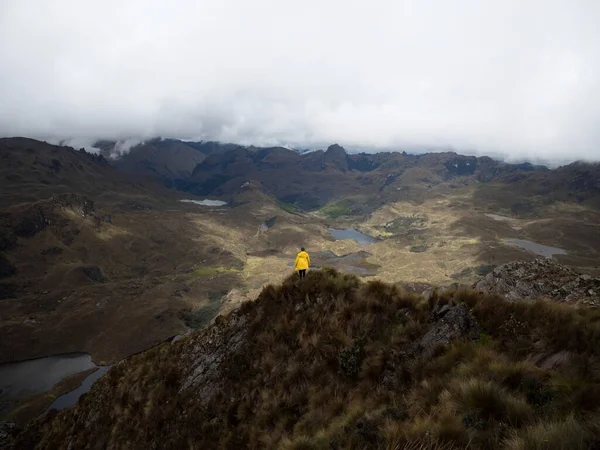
xmin=15 ymin=269 xmax=600 ymax=450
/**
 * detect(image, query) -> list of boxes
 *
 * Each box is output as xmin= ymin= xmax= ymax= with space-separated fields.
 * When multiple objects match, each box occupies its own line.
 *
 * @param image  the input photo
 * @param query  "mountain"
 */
xmin=9 ymin=266 xmax=600 ymax=449
xmin=0 ymin=138 xmax=245 ymax=366
xmin=183 ymin=144 xmax=551 ymax=211
xmin=95 ymin=138 xmax=208 ymax=185
xmin=3 ymin=137 xmax=600 ymax=446
xmin=95 ymin=138 xmax=556 ymax=211
xmin=95 ymin=137 xmax=600 ymax=218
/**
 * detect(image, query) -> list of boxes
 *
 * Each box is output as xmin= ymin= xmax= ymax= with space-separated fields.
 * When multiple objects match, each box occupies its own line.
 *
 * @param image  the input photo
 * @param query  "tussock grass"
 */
xmin=503 ymin=415 xmax=593 ymax=450
xmin=23 ymin=269 xmax=600 ymax=450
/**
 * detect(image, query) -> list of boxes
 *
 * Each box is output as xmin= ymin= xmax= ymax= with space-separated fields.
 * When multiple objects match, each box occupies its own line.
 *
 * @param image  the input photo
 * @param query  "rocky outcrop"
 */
xmin=415 ymin=303 xmax=480 ymax=357
xmin=473 ymin=258 xmax=600 ymax=306
xmin=81 ymin=265 xmax=105 ymax=283
xmin=0 ymin=422 xmax=19 ymax=449
xmin=179 ymin=312 xmax=248 ymax=403
xmin=51 ymin=194 xmax=94 ymax=217
xmin=323 ymin=144 xmax=348 ymax=172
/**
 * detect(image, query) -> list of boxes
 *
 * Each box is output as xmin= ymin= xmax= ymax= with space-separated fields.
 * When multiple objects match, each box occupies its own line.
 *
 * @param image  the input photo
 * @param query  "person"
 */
xmin=294 ymin=247 xmax=310 ymax=278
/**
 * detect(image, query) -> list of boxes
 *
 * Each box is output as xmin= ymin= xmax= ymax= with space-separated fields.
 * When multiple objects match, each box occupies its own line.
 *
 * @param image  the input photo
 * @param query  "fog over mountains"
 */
xmin=2 ymin=0 xmax=600 ymax=163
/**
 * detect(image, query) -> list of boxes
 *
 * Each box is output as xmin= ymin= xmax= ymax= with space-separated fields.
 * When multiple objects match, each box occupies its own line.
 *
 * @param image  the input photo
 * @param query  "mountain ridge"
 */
xmin=7 ymin=262 xmax=600 ymax=449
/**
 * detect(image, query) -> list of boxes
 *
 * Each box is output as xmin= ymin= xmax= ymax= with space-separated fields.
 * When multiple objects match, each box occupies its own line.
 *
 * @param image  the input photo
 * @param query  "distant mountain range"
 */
xmin=93 ymin=137 xmax=600 ymax=213
xmin=5 ymin=136 xmax=600 ymax=214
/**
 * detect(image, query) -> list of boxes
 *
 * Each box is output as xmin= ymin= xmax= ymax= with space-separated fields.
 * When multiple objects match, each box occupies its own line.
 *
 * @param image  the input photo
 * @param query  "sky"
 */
xmin=1 ymin=0 xmax=599 ymax=163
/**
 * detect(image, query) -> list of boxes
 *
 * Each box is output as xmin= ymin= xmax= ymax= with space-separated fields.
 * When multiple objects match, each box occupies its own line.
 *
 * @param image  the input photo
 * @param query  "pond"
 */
xmin=47 ymin=365 xmax=111 ymax=411
xmin=502 ymin=238 xmax=567 ymax=258
xmin=180 ymin=199 xmax=227 ymax=207
xmin=329 ymin=228 xmax=378 ymax=245
xmin=0 ymin=353 xmax=101 ymax=414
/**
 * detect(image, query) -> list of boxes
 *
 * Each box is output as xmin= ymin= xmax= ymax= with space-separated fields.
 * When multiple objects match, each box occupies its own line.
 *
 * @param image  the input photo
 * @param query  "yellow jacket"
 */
xmin=294 ymin=251 xmax=310 ymax=271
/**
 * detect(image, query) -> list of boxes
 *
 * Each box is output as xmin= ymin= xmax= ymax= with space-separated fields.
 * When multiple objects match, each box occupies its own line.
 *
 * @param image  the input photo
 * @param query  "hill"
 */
xmin=94 ymin=138 xmax=208 ymax=185
xmin=0 ymin=138 xmax=246 ymax=365
xmin=184 ymin=144 xmax=550 ymax=211
xmin=10 ymin=267 xmax=600 ymax=449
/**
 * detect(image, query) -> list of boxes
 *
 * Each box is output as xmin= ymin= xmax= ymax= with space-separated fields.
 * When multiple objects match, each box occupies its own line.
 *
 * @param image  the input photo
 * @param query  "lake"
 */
xmin=0 ymin=353 xmax=99 ymax=414
xmin=47 ymin=365 xmax=111 ymax=411
xmin=503 ymin=238 xmax=567 ymax=258
xmin=330 ymin=228 xmax=377 ymax=245
xmin=180 ymin=199 xmax=227 ymax=207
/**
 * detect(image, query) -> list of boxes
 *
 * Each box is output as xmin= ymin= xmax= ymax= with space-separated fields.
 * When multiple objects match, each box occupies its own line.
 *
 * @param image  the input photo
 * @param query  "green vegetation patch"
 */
xmin=277 ymin=201 xmax=303 ymax=216
xmin=319 ymin=199 xmax=356 ymax=218
xmin=384 ymin=215 xmax=428 ymax=234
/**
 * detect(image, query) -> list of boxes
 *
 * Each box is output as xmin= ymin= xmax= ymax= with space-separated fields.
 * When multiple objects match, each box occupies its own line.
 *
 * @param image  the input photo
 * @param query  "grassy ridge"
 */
xmin=23 ymin=270 xmax=600 ymax=449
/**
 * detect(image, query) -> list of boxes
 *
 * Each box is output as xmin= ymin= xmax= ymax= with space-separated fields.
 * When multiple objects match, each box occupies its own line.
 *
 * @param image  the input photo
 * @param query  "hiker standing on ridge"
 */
xmin=295 ymin=247 xmax=310 ymax=278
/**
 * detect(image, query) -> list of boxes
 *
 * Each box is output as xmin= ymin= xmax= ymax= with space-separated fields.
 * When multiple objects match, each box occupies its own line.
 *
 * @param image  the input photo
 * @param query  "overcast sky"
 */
xmin=1 ymin=0 xmax=599 ymax=162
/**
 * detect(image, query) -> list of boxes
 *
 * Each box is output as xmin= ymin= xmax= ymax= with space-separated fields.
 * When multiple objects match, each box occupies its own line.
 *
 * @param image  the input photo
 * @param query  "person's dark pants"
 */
xmin=298 ymin=269 xmax=307 ymax=278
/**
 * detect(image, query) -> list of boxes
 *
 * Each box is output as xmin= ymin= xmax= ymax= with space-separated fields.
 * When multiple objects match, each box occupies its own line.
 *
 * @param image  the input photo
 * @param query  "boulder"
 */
xmin=82 ymin=266 xmax=105 ymax=283
xmin=415 ymin=303 xmax=479 ymax=357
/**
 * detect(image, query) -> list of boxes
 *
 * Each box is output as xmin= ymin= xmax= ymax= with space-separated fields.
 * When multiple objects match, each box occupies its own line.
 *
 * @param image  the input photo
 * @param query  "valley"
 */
xmin=1 ymin=137 xmax=600 ymax=434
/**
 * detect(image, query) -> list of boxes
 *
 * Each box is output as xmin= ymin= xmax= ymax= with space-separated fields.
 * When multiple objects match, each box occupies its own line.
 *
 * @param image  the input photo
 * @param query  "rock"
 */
xmin=51 ymin=194 xmax=94 ymax=217
xmin=180 ymin=313 xmax=247 ymax=404
xmin=82 ymin=266 xmax=105 ymax=283
xmin=473 ymin=258 xmax=600 ymax=305
xmin=415 ymin=304 xmax=479 ymax=357
xmin=539 ymin=351 xmax=571 ymax=370
xmin=0 ymin=254 xmax=16 ymax=279
xmin=0 ymin=421 xmax=20 ymax=449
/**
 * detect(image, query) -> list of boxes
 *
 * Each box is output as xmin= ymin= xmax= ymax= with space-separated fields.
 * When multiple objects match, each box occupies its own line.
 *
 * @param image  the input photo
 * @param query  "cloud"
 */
xmin=1 ymin=0 xmax=599 ymax=163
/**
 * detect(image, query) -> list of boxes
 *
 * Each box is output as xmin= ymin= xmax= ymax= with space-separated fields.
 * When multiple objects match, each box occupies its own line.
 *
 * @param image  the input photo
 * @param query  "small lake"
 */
xmin=47 ymin=365 xmax=111 ymax=411
xmin=330 ymin=228 xmax=377 ymax=245
xmin=0 ymin=353 xmax=95 ymax=402
xmin=503 ymin=238 xmax=567 ymax=258
xmin=180 ymin=199 xmax=227 ymax=207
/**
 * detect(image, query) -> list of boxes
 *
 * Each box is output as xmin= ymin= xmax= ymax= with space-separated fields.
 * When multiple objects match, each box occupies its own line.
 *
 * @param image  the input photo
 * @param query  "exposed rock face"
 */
xmin=51 ymin=194 xmax=94 ymax=217
xmin=81 ymin=266 xmax=105 ymax=283
xmin=0 ymin=422 xmax=19 ymax=449
xmin=473 ymin=258 xmax=600 ymax=305
xmin=323 ymin=144 xmax=348 ymax=172
xmin=415 ymin=304 xmax=480 ymax=357
xmin=179 ymin=312 xmax=247 ymax=403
